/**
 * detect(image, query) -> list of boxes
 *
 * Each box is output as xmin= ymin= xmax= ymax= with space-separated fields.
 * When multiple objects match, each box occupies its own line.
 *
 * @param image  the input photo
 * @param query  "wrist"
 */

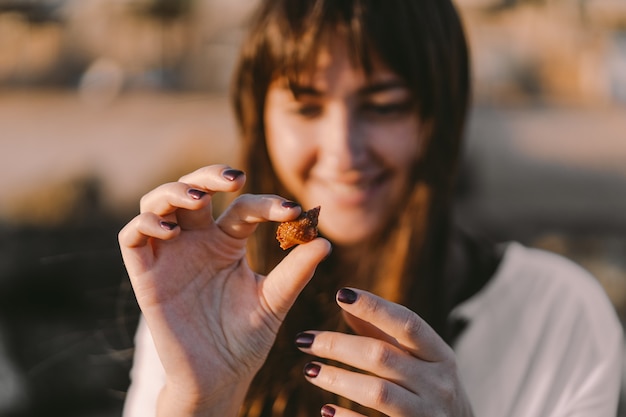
xmin=156 ymin=378 xmax=251 ymax=417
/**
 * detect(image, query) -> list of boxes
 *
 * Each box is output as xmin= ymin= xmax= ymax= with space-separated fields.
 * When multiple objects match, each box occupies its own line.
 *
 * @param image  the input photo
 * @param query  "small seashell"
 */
xmin=276 ymin=206 xmax=320 ymax=250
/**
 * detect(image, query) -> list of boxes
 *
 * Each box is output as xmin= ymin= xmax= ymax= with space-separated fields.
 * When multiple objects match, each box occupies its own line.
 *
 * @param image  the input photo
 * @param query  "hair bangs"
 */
xmin=261 ymin=0 xmax=376 ymax=90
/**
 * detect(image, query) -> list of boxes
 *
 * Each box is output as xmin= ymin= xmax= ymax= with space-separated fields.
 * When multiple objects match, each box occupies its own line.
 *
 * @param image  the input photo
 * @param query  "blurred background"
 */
xmin=0 ymin=0 xmax=625 ymax=415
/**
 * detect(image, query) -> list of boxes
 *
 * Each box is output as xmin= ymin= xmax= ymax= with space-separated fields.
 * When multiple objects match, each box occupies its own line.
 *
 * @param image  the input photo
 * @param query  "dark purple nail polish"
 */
xmin=159 ymin=221 xmax=178 ymax=231
xmin=304 ymin=362 xmax=321 ymax=378
xmin=281 ymin=201 xmax=300 ymax=209
xmin=222 ymin=169 xmax=244 ymax=181
xmin=187 ymin=188 xmax=207 ymax=200
xmin=321 ymin=405 xmax=336 ymax=417
xmin=295 ymin=332 xmax=315 ymax=348
xmin=337 ymin=288 xmax=357 ymax=304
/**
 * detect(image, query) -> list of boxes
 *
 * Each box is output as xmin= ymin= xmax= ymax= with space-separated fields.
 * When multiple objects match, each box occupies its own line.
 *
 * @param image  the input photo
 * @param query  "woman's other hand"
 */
xmin=118 ymin=165 xmax=331 ymax=416
xmin=296 ymin=288 xmax=474 ymax=417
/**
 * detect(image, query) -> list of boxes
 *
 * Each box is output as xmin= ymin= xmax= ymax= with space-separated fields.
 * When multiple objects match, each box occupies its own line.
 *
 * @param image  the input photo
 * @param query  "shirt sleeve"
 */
xmin=122 ymin=316 xmax=165 ymax=417
xmin=547 ymin=265 xmax=623 ymax=417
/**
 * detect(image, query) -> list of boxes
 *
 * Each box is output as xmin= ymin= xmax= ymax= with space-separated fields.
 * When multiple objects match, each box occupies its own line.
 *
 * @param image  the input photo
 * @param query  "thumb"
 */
xmin=261 ymin=238 xmax=331 ymax=320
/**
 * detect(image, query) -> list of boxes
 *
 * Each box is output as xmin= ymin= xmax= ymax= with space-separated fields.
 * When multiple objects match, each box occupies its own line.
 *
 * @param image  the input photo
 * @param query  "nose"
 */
xmin=318 ymin=103 xmax=366 ymax=172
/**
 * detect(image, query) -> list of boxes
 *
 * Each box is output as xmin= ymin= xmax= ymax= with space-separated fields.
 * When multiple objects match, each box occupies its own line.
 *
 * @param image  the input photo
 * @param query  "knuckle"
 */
xmin=231 ymin=193 xmax=253 ymax=207
xmin=429 ymin=361 xmax=460 ymax=404
xmin=361 ymin=293 xmax=383 ymax=316
xmin=317 ymin=334 xmax=336 ymax=354
xmin=435 ymin=377 xmax=457 ymax=404
xmin=227 ymin=194 xmax=255 ymax=220
xmin=366 ymin=341 xmax=395 ymax=368
xmin=131 ymin=214 xmax=147 ymax=231
xmin=138 ymin=193 xmax=150 ymax=210
xmin=137 ymin=212 xmax=156 ymax=226
xmin=323 ymin=368 xmax=339 ymax=388
xmin=369 ymin=379 xmax=393 ymax=408
xmin=139 ymin=182 xmax=176 ymax=211
xmin=117 ymin=225 xmax=130 ymax=243
xmin=402 ymin=311 xmax=423 ymax=338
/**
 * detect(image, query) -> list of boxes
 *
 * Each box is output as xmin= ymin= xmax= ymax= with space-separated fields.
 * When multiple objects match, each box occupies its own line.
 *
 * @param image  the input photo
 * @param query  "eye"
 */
xmin=361 ymin=101 xmax=413 ymax=118
xmin=292 ymin=103 xmax=323 ymax=119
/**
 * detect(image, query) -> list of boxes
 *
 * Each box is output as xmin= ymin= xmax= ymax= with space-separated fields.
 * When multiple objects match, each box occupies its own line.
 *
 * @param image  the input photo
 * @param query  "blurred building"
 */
xmin=0 ymin=0 xmax=257 ymax=94
xmin=1 ymin=0 xmax=625 ymax=105
xmin=456 ymin=0 xmax=626 ymax=105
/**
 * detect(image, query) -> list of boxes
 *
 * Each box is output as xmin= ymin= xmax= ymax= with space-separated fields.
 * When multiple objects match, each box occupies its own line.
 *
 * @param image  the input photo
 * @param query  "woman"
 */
xmin=119 ymin=0 xmax=623 ymax=416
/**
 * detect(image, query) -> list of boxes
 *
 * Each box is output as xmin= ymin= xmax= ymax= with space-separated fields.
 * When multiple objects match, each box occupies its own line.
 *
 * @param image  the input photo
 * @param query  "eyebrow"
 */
xmin=288 ymin=79 xmax=408 ymax=98
xmin=289 ymin=84 xmax=323 ymax=98
xmin=359 ymin=80 xmax=408 ymax=95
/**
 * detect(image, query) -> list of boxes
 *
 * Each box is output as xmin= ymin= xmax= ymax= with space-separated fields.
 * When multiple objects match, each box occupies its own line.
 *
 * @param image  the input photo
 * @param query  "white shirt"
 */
xmin=453 ymin=242 xmax=623 ymax=417
xmin=124 ymin=242 xmax=623 ymax=416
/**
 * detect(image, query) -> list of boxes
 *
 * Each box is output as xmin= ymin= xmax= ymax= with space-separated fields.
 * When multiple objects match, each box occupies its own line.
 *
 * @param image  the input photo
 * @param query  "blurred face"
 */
xmin=264 ymin=40 xmax=423 ymax=246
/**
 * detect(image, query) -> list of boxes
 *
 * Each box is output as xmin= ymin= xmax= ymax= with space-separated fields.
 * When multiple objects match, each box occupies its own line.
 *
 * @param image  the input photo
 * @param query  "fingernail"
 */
xmin=321 ymin=405 xmax=336 ymax=417
xmin=337 ymin=288 xmax=357 ymax=304
xmin=222 ymin=169 xmax=244 ymax=181
xmin=187 ymin=188 xmax=207 ymax=200
xmin=303 ymin=362 xmax=321 ymax=378
xmin=159 ymin=221 xmax=178 ymax=231
xmin=295 ymin=332 xmax=315 ymax=348
xmin=281 ymin=200 xmax=300 ymax=209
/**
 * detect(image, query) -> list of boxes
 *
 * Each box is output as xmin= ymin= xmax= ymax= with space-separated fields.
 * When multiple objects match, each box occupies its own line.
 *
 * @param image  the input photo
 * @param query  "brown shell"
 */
xmin=276 ymin=206 xmax=320 ymax=250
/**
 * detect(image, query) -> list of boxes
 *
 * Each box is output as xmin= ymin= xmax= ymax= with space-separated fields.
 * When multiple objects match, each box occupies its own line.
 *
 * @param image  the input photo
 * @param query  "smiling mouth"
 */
xmin=320 ymin=171 xmax=389 ymax=204
xmin=331 ymin=180 xmax=374 ymax=194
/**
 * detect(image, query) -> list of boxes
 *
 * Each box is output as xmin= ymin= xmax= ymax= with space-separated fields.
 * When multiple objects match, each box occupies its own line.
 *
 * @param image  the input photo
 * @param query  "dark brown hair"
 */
xmin=231 ymin=0 xmax=470 ymax=415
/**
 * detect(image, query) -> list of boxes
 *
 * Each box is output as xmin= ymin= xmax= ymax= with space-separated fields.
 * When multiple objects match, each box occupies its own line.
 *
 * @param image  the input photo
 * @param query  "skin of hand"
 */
xmin=296 ymin=288 xmax=474 ymax=417
xmin=118 ymin=164 xmax=332 ymax=417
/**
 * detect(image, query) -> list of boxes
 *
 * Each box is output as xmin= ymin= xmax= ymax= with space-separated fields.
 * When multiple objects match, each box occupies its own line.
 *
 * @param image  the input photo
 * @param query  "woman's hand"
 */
xmin=118 ymin=165 xmax=331 ymax=416
xmin=295 ymin=288 xmax=474 ymax=417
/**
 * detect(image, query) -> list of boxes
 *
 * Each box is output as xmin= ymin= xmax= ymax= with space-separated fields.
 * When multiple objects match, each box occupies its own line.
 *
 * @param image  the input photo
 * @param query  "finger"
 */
xmin=119 ymin=212 xmax=181 ymax=249
xmin=140 ymin=165 xmax=244 ymax=214
xmin=336 ymin=288 xmax=452 ymax=362
xmin=295 ymin=331 xmax=417 ymax=388
xmin=341 ymin=311 xmax=401 ymax=348
xmin=177 ymin=164 xmax=246 ymax=188
xmin=140 ymin=182 xmax=213 ymax=217
xmin=319 ymin=404 xmax=365 ymax=417
xmin=139 ymin=165 xmax=246 ymax=230
xmin=303 ymin=361 xmax=420 ymax=416
xmin=216 ymin=194 xmax=302 ymax=239
xmin=262 ymin=238 xmax=332 ymax=320
xmin=118 ymin=212 xmax=181 ymax=276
